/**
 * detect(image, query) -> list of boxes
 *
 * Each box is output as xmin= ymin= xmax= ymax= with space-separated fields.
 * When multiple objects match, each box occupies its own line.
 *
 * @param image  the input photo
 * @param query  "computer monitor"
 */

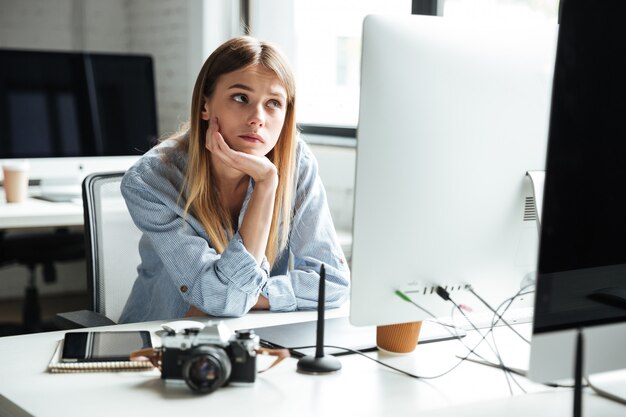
xmin=528 ymin=0 xmax=626 ymax=384
xmin=350 ymin=14 xmax=558 ymax=327
xmin=0 ymin=49 xmax=158 ymax=195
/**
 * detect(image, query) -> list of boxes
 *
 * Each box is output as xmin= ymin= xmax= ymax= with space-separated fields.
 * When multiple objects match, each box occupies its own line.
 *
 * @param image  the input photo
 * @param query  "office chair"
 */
xmin=0 ymin=228 xmax=85 ymax=335
xmin=55 ymin=172 xmax=142 ymax=328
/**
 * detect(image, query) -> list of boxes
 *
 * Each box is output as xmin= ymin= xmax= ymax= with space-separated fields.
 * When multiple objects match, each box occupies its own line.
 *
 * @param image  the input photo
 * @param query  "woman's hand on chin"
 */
xmin=206 ymin=117 xmax=278 ymax=186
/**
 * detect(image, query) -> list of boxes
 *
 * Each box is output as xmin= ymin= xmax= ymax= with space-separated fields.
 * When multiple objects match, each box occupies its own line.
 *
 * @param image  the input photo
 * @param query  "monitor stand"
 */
xmin=36 ymin=177 xmax=82 ymax=203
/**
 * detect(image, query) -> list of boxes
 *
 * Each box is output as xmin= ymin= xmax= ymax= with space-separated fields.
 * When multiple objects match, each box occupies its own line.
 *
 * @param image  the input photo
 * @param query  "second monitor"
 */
xmin=350 ymin=14 xmax=558 ymax=327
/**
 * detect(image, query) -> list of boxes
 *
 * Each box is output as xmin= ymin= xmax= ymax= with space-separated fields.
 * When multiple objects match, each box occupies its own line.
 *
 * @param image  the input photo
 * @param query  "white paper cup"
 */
xmin=2 ymin=161 xmax=30 ymax=203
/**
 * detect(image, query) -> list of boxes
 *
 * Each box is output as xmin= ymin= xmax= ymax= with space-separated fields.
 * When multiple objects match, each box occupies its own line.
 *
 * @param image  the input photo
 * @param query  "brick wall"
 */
xmin=0 ymin=0 xmax=200 ymax=135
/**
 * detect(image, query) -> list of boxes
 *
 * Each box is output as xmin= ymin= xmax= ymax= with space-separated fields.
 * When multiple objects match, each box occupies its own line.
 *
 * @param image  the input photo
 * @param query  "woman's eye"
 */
xmin=267 ymin=100 xmax=282 ymax=109
xmin=232 ymin=94 xmax=248 ymax=103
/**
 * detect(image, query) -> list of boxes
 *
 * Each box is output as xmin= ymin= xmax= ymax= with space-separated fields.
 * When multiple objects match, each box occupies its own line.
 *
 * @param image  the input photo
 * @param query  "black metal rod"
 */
xmin=315 ymin=264 xmax=326 ymax=358
xmin=574 ymin=328 xmax=584 ymax=417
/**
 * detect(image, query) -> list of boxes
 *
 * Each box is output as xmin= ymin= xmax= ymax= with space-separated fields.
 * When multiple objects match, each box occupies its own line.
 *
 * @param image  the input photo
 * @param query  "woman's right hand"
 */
xmin=205 ymin=117 xmax=278 ymax=185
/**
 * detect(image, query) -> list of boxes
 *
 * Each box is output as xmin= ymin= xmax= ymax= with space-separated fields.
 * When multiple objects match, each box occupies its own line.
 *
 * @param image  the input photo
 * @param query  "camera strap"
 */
xmin=255 ymin=347 xmax=290 ymax=373
xmin=130 ymin=346 xmax=290 ymax=374
xmin=130 ymin=347 xmax=162 ymax=369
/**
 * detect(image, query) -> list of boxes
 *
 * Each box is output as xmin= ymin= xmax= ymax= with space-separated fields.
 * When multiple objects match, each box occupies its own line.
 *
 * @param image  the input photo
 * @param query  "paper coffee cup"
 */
xmin=376 ymin=321 xmax=422 ymax=354
xmin=2 ymin=160 xmax=30 ymax=203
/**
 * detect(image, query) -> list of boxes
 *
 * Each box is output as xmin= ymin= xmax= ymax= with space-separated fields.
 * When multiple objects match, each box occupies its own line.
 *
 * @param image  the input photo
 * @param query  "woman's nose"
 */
xmin=248 ymin=105 xmax=265 ymax=127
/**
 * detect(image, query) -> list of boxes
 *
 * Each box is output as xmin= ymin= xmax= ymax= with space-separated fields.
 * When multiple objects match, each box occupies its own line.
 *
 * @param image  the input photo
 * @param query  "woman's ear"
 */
xmin=201 ymin=99 xmax=210 ymax=121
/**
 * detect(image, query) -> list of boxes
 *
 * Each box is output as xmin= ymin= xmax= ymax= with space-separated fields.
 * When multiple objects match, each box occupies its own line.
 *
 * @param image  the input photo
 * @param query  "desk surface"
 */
xmin=0 ymin=307 xmax=623 ymax=417
xmin=0 ymin=195 xmax=83 ymax=229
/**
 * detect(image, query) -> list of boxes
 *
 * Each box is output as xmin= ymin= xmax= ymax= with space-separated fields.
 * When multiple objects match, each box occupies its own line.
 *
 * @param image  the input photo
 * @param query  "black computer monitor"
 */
xmin=0 ymin=49 xmax=158 ymax=187
xmin=528 ymin=0 xmax=626 ymax=384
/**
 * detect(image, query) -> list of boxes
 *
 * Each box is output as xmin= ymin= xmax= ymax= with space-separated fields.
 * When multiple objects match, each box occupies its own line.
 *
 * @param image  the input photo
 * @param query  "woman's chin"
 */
xmin=233 ymin=144 xmax=270 ymax=156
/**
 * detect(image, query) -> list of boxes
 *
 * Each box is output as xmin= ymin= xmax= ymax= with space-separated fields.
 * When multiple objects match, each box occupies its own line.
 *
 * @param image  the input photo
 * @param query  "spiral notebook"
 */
xmin=47 ymin=340 xmax=155 ymax=373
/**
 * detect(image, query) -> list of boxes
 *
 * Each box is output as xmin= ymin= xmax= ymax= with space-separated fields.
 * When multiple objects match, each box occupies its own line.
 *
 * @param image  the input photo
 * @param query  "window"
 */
xmin=250 ymin=0 xmax=411 ymax=129
xmin=443 ymin=0 xmax=559 ymax=23
xmin=250 ymin=0 xmax=559 ymax=131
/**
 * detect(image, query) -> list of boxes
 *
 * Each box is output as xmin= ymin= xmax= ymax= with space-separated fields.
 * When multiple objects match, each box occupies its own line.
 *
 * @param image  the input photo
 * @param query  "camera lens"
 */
xmin=182 ymin=346 xmax=232 ymax=394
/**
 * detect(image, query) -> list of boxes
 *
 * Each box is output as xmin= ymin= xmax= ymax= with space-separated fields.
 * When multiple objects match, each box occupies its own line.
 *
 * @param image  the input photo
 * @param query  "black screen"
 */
xmin=534 ymin=0 xmax=626 ymax=332
xmin=0 ymin=49 xmax=158 ymax=159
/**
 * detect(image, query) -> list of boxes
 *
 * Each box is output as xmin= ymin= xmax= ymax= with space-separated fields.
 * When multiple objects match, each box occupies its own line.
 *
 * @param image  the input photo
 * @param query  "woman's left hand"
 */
xmin=206 ymin=117 xmax=278 ymax=185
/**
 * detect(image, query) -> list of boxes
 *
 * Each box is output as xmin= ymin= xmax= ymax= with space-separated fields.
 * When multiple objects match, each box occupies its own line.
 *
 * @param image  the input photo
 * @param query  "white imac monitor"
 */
xmin=528 ymin=0 xmax=626 ymax=386
xmin=350 ymin=14 xmax=558 ymax=327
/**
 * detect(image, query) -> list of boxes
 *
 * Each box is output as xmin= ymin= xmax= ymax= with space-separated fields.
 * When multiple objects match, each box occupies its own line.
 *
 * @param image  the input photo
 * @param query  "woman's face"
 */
xmin=202 ymin=64 xmax=288 ymax=156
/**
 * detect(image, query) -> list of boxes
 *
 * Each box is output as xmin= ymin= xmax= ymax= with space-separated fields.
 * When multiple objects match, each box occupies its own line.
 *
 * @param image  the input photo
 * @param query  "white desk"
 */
xmin=0 ymin=308 xmax=623 ymax=417
xmin=0 ymin=196 xmax=83 ymax=229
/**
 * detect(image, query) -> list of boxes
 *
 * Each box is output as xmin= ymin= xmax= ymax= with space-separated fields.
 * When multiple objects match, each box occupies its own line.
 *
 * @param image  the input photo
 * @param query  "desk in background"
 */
xmin=0 ymin=307 xmax=623 ymax=417
xmin=0 ymin=188 xmax=83 ymax=230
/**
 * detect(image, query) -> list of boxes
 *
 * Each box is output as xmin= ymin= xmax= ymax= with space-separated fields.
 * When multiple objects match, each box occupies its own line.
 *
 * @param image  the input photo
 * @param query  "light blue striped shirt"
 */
xmin=118 ymin=137 xmax=350 ymax=323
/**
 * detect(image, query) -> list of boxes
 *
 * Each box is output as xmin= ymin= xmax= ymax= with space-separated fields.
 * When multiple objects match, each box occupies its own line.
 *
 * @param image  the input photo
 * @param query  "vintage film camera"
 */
xmin=160 ymin=321 xmax=259 ymax=394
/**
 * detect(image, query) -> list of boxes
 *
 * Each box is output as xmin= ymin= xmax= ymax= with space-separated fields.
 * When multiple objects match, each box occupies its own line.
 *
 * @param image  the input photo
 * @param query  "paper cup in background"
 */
xmin=2 ymin=160 xmax=30 ymax=203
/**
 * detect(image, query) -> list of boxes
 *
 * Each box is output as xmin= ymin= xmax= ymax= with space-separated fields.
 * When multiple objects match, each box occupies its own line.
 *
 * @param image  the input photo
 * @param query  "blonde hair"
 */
xmin=169 ymin=36 xmax=297 ymax=266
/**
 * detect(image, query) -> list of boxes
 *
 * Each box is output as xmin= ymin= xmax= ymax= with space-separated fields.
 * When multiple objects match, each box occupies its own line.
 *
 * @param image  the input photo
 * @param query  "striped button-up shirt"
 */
xmin=118 ymin=136 xmax=350 ymax=323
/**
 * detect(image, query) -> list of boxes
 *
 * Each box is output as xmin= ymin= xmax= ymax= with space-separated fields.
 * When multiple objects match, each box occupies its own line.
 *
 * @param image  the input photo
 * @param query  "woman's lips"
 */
xmin=239 ymin=133 xmax=264 ymax=143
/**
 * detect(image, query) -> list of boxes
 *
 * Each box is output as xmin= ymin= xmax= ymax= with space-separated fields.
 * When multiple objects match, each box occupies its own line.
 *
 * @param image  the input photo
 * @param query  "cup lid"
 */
xmin=2 ymin=160 xmax=30 ymax=171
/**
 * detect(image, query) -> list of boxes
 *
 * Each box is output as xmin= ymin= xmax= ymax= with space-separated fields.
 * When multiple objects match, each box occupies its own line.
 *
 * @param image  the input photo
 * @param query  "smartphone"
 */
xmin=61 ymin=331 xmax=152 ymax=362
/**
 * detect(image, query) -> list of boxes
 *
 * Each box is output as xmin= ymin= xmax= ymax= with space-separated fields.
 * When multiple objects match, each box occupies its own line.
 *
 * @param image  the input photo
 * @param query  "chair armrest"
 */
xmin=53 ymin=310 xmax=117 ymax=329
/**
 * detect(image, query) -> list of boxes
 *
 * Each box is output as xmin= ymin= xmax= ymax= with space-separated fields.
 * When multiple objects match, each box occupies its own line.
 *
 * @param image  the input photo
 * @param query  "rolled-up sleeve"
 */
xmin=264 ymin=142 xmax=351 ymax=311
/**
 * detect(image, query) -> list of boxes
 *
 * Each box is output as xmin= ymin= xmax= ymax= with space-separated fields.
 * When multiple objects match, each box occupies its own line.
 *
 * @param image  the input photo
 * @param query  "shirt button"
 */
xmin=339 ymin=258 xmax=345 ymax=264
xmin=180 ymin=285 xmax=188 ymax=293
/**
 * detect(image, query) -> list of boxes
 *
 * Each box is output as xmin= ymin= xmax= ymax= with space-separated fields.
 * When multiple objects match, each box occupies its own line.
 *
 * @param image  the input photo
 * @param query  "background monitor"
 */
xmin=528 ymin=0 xmax=626 ymax=383
xmin=0 ymin=49 xmax=158 ymax=189
xmin=350 ymin=14 xmax=558 ymax=327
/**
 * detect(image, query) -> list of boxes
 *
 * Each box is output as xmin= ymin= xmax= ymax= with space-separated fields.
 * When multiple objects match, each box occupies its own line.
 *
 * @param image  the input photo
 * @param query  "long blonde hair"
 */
xmin=170 ymin=36 xmax=297 ymax=266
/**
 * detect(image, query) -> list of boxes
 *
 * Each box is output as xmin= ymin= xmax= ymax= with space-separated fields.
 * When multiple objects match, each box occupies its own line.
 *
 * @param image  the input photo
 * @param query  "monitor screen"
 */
xmin=89 ymin=53 xmax=158 ymax=157
xmin=0 ymin=49 xmax=158 ymax=194
xmin=0 ymin=49 xmax=158 ymax=160
xmin=0 ymin=50 xmax=92 ymax=159
xmin=528 ymin=0 xmax=626 ymax=383
xmin=350 ymin=14 xmax=558 ymax=327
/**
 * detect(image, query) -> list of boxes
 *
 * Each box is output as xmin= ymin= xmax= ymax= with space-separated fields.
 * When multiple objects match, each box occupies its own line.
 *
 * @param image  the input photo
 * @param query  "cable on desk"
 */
xmin=395 ymin=290 xmax=500 ymax=367
xmin=288 ymin=292 xmax=530 ymax=384
xmin=393 ymin=290 xmax=529 ymax=384
xmin=283 ymin=288 xmax=540 ymax=387
xmin=437 ymin=286 xmax=532 ymax=395
xmin=285 ymin=344 xmax=471 ymax=380
xmin=469 ymin=285 xmax=532 ymax=344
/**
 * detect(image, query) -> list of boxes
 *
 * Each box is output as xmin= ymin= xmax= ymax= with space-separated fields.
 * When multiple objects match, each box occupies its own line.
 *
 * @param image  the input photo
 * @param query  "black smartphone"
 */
xmin=61 ymin=331 xmax=152 ymax=362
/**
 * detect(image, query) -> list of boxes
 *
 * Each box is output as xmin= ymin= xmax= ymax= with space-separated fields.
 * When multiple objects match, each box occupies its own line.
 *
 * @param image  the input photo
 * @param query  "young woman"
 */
xmin=118 ymin=36 xmax=350 ymax=323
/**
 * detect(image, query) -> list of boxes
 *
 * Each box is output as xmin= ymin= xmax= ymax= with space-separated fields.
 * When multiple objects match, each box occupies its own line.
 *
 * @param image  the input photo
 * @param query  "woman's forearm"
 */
xmin=239 ymin=176 xmax=278 ymax=264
